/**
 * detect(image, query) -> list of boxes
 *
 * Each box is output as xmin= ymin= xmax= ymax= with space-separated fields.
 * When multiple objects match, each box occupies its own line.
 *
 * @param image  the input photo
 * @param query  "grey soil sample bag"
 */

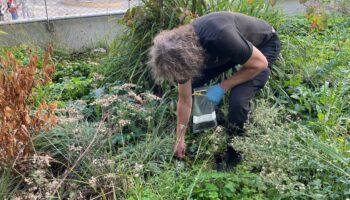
xmin=192 ymin=87 xmax=218 ymax=133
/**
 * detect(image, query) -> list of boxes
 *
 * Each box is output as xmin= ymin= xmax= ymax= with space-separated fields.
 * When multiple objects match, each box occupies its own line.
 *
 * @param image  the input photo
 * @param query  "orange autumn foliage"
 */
xmin=0 ymin=47 xmax=57 ymax=164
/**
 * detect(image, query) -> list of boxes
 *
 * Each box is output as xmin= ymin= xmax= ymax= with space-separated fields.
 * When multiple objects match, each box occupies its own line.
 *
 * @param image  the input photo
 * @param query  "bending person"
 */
xmin=148 ymin=11 xmax=281 ymax=169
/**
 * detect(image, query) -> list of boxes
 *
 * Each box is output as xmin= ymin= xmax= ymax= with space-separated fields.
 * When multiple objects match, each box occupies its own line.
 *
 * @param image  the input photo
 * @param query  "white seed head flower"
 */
xmin=141 ymin=92 xmax=161 ymax=101
xmin=214 ymin=126 xmax=224 ymax=134
xmin=88 ymin=176 xmax=97 ymax=188
xmin=134 ymin=163 xmax=144 ymax=172
xmin=128 ymin=91 xmax=143 ymax=103
xmin=118 ymin=119 xmax=131 ymax=128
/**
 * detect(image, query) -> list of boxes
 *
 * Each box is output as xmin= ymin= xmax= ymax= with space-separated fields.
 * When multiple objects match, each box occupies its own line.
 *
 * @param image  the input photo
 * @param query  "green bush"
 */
xmin=263 ymin=14 xmax=350 ymax=119
xmin=33 ymin=51 xmax=103 ymax=104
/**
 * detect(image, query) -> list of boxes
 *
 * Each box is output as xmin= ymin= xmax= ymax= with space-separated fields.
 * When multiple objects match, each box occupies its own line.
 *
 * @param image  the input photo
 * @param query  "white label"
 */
xmin=193 ymin=111 xmax=216 ymax=124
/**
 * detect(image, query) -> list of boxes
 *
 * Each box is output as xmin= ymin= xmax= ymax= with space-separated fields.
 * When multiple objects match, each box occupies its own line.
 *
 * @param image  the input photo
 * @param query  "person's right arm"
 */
xmin=174 ymin=80 xmax=192 ymax=159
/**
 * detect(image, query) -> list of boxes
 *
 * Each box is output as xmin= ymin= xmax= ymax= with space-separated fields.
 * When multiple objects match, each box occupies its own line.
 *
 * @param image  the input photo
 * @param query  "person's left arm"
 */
xmin=205 ymin=27 xmax=268 ymax=104
xmin=219 ymin=45 xmax=267 ymax=92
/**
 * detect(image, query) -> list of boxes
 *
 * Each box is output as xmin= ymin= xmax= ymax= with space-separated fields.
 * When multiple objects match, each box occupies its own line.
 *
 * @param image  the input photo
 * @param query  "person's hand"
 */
xmin=206 ymin=84 xmax=225 ymax=105
xmin=174 ymin=138 xmax=186 ymax=159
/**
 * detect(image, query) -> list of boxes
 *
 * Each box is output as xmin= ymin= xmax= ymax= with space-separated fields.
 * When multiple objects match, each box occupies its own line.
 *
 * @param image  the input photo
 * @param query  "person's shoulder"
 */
xmin=194 ymin=11 xmax=237 ymax=20
xmin=192 ymin=12 xmax=235 ymax=27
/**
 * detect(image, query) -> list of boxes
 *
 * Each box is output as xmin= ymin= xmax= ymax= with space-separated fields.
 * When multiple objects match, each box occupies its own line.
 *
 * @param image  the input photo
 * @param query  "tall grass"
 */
xmin=0 ymin=170 xmax=11 ymax=199
xmin=0 ymin=169 xmax=21 ymax=199
xmin=102 ymin=0 xmax=282 ymax=88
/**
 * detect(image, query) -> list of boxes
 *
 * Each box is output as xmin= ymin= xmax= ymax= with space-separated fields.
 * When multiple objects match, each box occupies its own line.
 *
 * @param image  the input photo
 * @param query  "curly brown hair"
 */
xmin=148 ymin=24 xmax=206 ymax=84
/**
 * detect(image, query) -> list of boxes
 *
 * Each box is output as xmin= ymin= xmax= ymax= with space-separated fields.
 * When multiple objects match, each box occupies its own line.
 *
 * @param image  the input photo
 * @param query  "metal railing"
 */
xmin=0 ymin=0 xmax=139 ymax=23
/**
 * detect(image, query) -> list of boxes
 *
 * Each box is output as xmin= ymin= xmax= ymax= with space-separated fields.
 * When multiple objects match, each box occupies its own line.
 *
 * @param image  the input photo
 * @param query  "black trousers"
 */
xmin=193 ymin=33 xmax=281 ymax=134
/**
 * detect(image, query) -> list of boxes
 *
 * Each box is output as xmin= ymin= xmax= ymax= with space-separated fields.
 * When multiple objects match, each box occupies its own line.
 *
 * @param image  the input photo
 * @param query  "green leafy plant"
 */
xmin=188 ymin=171 xmax=273 ymax=200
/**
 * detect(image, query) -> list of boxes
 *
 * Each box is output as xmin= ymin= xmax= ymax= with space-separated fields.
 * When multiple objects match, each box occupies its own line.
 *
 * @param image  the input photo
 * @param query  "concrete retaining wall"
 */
xmin=0 ymin=1 xmax=310 ymax=51
xmin=0 ymin=12 xmax=125 ymax=51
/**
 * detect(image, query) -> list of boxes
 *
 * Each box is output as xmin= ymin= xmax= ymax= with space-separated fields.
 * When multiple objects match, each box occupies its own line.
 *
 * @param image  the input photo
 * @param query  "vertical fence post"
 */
xmin=44 ymin=0 xmax=54 ymax=32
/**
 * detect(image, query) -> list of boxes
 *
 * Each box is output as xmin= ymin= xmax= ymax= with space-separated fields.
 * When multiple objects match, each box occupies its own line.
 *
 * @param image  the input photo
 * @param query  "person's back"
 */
xmin=191 ymin=12 xmax=276 ymax=71
xmin=192 ymin=12 xmax=274 ymax=47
